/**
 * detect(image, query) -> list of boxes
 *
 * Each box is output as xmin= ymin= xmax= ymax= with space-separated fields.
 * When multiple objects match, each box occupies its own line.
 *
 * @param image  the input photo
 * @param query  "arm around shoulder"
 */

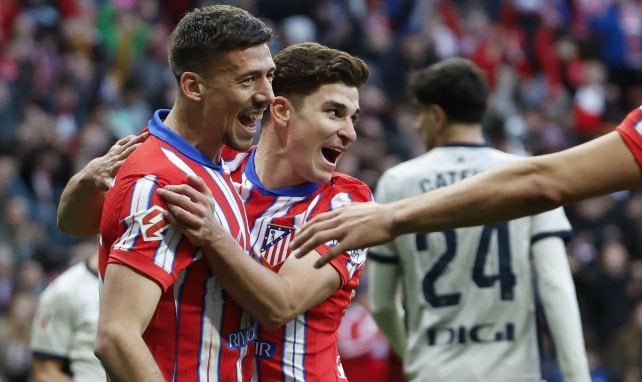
xmin=57 ymin=167 xmax=106 ymax=236
xmin=57 ymin=133 xmax=147 ymax=236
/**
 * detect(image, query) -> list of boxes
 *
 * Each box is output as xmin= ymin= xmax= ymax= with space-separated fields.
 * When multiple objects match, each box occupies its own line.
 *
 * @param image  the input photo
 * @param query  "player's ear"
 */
xmin=270 ymin=97 xmax=291 ymax=123
xmin=431 ymin=104 xmax=447 ymax=129
xmin=180 ymin=72 xmax=204 ymax=101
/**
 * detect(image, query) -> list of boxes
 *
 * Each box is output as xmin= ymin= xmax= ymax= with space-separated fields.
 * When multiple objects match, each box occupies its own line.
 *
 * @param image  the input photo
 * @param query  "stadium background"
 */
xmin=1 ymin=0 xmax=641 ymax=380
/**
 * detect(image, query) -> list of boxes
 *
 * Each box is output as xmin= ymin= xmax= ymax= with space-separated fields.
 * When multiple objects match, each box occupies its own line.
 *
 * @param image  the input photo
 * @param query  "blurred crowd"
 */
xmin=2 ymin=0 xmax=642 ymax=380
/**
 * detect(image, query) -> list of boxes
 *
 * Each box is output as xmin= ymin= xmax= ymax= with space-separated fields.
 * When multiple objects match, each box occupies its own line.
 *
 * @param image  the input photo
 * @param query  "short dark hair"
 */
xmin=272 ymin=42 xmax=369 ymax=109
xmin=409 ymin=57 xmax=489 ymax=124
xmin=168 ymin=5 xmax=272 ymax=80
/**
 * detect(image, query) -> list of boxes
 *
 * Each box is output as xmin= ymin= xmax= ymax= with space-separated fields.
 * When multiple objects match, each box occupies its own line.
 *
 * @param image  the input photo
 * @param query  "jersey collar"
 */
xmin=441 ymin=142 xmax=489 ymax=148
xmin=147 ymin=109 xmax=224 ymax=172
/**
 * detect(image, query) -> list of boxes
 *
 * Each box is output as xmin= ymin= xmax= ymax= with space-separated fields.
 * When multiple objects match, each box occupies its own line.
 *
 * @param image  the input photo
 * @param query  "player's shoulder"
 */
xmin=50 ymin=261 xmax=87 ymax=283
xmin=116 ymin=136 xmax=193 ymax=185
xmin=323 ymin=172 xmax=373 ymax=203
xmin=120 ymin=135 xmax=168 ymax=171
xmin=330 ymin=172 xmax=372 ymax=192
xmin=39 ymin=262 xmax=92 ymax=303
xmin=376 ymin=155 xmax=425 ymax=189
xmin=380 ymin=151 xmax=439 ymax=178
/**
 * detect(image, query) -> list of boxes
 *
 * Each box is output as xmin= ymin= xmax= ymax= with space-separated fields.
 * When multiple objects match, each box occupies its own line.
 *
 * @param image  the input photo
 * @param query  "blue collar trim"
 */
xmin=147 ymin=109 xmax=224 ymax=171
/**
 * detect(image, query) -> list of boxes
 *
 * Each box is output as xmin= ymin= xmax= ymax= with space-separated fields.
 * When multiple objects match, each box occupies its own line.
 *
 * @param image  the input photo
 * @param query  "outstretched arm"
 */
xmin=57 ymin=133 xmax=147 ymax=235
xmin=292 ymin=131 xmax=642 ymax=267
xmin=157 ymin=175 xmax=342 ymax=331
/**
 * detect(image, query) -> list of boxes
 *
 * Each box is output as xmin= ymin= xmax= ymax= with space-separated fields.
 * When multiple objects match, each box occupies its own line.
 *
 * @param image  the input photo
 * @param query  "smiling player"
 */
xmin=157 ymin=42 xmax=372 ymax=381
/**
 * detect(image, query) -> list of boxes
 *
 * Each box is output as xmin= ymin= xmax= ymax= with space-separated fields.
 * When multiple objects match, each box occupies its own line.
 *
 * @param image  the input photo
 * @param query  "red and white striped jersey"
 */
xmin=100 ymin=110 xmax=255 ymax=382
xmin=223 ymin=147 xmax=373 ymax=381
xmin=616 ymin=105 xmax=642 ymax=167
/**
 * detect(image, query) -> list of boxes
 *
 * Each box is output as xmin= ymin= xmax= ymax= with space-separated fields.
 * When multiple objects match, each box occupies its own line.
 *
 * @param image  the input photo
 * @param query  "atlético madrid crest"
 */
xmin=260 ymin=223 xmax=295 ymax=268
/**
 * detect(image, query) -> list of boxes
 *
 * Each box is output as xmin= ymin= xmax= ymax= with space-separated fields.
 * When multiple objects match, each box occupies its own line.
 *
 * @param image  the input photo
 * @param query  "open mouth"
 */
xmin=239 ymin=111 xmax=264 ymax=128
xmin=321 ymin=147 xmax=343 ymax=164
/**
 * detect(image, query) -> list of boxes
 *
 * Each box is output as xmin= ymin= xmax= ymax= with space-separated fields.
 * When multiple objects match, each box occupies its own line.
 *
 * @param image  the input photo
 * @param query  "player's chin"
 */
xmin=227 ymin=135 xmax=254 ymax=152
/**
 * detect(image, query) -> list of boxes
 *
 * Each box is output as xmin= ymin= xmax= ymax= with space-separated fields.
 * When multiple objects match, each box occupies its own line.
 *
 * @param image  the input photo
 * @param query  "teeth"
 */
xmin=245 ymin=111 xmax=264 ymax=120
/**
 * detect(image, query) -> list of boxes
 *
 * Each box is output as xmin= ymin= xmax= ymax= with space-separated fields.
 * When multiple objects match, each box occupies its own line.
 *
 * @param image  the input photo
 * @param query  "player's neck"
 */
xmin=439 ymin=123 xmax=485 ymax=145
xmin=164 ymin=107 xmax=223 ymax=162
xmin=253 ymin=141 xmax=304 ymax=189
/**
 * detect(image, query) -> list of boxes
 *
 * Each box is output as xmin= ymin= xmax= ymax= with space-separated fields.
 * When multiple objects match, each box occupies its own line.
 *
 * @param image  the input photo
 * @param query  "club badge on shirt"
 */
xmin=261 ymin=223 xmax=295 ymax=268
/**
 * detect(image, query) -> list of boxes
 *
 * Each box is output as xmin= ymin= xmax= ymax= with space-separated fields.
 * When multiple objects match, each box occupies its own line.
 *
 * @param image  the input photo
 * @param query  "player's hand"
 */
xmin=157 ymin=174 xmax=226 ymax=248
xmin=290 ymin=202 xmax=395 ymax=268
xmin=82 ymin=132 xmax=148 ymax=190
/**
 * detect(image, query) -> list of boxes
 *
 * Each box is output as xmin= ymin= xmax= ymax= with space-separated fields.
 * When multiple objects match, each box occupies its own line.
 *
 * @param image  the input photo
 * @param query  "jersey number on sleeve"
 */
xmin=416 ymin=223 xmax=517 ymax=308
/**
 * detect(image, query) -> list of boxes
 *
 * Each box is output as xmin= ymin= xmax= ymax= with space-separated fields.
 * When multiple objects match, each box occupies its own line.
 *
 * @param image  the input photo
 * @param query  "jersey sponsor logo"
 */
xmin=137 ymin=206 xmax=169 ymax=241
xmin=427 ymin=322 xmax=515 ymax=345
xmin=260 ymin=223 xmax=294 ymax=267
xmin=226 ymin=325 xmax=257 ymax=350
xmin=254 ymin=340 xmax=276 ymax=358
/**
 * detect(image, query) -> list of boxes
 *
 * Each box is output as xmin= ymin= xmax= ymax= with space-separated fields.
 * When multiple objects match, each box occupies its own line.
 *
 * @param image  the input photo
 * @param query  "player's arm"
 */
xmin=533 ymin=236 xmax=591 ymax=382
xmin=292 ymin=131 xmax=642 ymax=266
xmin=367 ymin=253 xmax=405 ymax=357
xmin=205 ymin=232 xmax=341 ymax=330
xmin=93 ymin=264 xmax=164 ymax=382
xmin=57 ymin=133 xmax=147 ymax=236
xmin=32 ymin=358 xmax=72 ymax=382
xmin=157 ymin=175 xmax=341 ymax=331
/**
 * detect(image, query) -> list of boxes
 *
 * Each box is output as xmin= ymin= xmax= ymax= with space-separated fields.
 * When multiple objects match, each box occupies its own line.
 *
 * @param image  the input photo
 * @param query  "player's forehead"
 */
xmin=212 ymin=44 xmax=275 ymax=78
xmin=305 ymin=83 xmax=360 ymax=112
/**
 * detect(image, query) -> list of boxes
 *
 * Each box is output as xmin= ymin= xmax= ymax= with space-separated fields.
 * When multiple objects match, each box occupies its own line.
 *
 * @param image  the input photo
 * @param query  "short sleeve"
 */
xmin=530 ymin=206 xmax=572 ymax=245
xmin=616 ymin=106 xmax=642 ymax=168
xmin=30 ymin=286 xmax=74 ymax=358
